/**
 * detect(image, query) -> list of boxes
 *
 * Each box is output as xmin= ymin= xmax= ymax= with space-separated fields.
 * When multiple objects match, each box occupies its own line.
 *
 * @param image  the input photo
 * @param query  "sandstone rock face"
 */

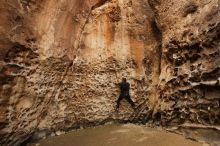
xmin=147 ymin=0 xmax=220 ymax=126
xmin=0 ymin=0 xmax=219 ymax=145
xmin=0 ymin=0 xmax=160 ymax=145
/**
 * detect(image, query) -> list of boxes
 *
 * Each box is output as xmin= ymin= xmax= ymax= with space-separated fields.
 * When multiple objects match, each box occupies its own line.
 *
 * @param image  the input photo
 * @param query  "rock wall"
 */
xmin=0 ymin=0 xmax=161 ymax=145
xmin=147 ymin=0 xmax=220 ymax=126
xmin=0 ymin=0 xmax=219 ymax=145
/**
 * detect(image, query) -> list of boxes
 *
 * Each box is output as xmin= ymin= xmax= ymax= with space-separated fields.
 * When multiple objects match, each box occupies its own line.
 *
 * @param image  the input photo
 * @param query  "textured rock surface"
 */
xmin=146 ymin=0 xmax=220 ymax=125
xmin=0 ymin=0 xmax=160 ymax=145
xmin=0 ymin=0 xmax=219 ymax=146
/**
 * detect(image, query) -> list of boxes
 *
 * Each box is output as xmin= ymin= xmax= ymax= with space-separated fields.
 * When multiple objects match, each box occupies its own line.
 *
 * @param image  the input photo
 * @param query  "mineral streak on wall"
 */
xmin=0 ymin=0 xmax=161 ymax=145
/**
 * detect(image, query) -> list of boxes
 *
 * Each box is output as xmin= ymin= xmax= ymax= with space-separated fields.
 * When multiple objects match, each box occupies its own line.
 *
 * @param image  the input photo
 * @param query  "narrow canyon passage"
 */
xmin=0 ymin=0 xmax=220 ymax=146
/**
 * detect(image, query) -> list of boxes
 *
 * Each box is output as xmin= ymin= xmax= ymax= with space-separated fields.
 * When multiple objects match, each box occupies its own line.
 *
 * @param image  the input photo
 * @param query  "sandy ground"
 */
xmin=30 ymin=124 xmax=206 ymax=146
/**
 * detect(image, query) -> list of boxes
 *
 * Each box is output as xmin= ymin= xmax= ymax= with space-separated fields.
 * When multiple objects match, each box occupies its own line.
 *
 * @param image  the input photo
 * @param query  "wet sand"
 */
xmin=32 ymin=124 xmax=204 ymax=146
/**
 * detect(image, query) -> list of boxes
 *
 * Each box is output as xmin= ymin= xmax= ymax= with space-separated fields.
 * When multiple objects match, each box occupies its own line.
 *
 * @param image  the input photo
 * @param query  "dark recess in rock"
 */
xmin=182 ymin=2 xmax=198 ymax=17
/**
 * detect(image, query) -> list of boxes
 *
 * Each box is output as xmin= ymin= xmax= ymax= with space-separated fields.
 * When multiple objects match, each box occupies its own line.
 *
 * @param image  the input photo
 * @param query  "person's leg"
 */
xmin=116 ymin=95 xmax=123 ymax=109
xmin=125 ymin=95 xmax=135 ymax=108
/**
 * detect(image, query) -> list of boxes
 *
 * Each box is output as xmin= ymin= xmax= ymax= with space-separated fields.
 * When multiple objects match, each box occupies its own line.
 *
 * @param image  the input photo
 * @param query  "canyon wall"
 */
xmin=148 ymin=0 xmax=220 ymax=126
xmin=0 ymin=0 xmax=219 ymax=146
xmin=0 ymin=0 xmax=160 ymax=145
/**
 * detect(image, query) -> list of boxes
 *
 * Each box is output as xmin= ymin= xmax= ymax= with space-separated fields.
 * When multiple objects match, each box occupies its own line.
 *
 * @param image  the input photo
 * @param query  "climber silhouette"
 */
xmin=116 ymin=78 xmax=135 ymax=109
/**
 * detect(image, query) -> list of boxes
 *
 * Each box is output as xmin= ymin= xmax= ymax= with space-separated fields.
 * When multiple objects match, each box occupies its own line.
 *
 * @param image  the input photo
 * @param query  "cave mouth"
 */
xmin=27 ymin=124 xmax=203 ymax=146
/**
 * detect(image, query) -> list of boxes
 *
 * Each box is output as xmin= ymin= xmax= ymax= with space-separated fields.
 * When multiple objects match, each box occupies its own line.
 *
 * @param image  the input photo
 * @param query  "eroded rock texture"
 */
xmin=0 ymin=0 xmax=219 ymax=145
xmin=0 ymin=0 xmax=160 ymax=145
xmin=147 ymin=0 xmax=220 ymax=126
